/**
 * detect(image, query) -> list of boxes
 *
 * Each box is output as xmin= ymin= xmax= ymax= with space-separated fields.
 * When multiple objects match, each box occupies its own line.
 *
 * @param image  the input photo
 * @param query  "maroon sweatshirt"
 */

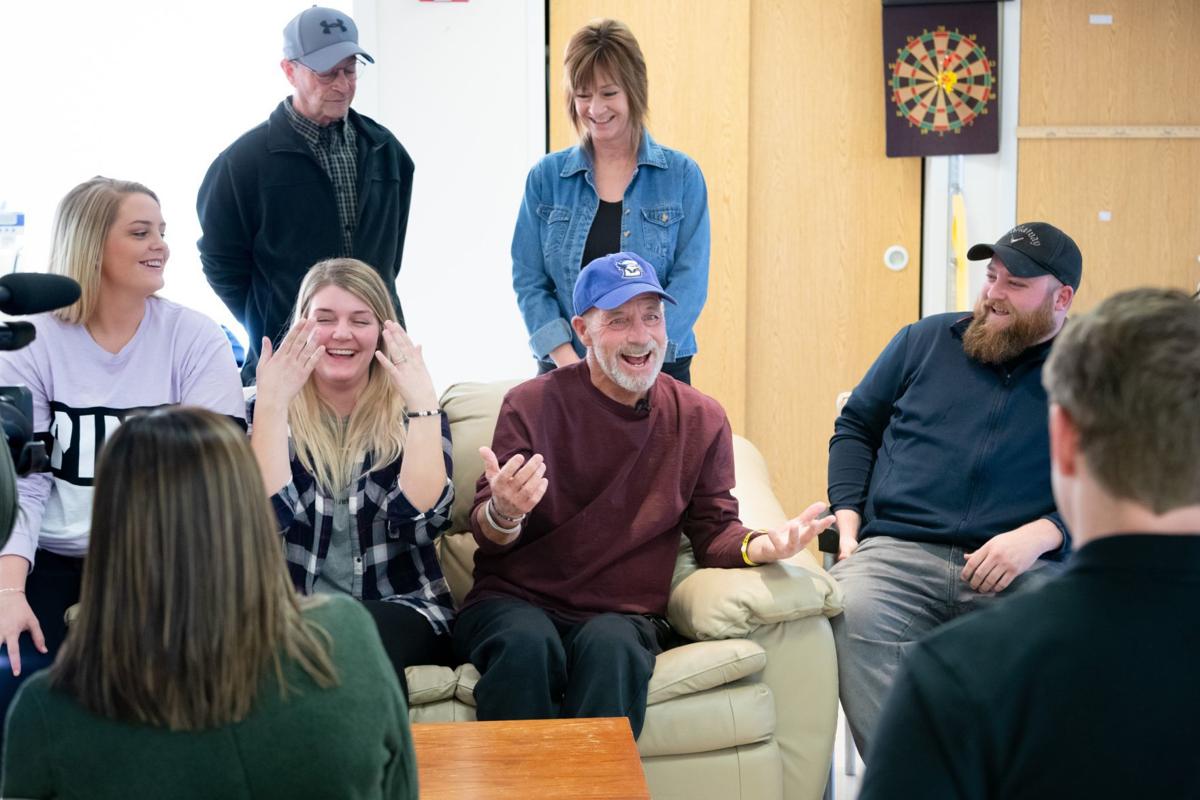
xmin=465 ymin=361 xmax=750 ymax=620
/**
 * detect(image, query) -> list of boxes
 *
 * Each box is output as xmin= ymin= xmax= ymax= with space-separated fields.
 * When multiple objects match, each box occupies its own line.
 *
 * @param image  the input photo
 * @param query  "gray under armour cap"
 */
xmin=283 ymin=6 xmax=374 ymax=73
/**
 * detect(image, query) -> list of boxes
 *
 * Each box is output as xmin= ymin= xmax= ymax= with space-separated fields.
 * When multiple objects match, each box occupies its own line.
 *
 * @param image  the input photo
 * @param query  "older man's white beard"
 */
xmin=594 ymin=338 xmax=665 ymax=395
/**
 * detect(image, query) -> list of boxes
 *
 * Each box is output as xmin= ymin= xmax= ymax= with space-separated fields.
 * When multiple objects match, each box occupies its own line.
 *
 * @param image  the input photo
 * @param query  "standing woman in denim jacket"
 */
xmin=511 ymin=18 xmax=710 ymax=384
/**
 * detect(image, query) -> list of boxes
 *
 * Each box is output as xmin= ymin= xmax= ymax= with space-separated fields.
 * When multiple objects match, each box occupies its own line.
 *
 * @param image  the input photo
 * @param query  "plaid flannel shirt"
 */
xmin=283 ymin=97 xmax=359 ymax=255
xmin=262 ymin=405 xmax=456 ymax=634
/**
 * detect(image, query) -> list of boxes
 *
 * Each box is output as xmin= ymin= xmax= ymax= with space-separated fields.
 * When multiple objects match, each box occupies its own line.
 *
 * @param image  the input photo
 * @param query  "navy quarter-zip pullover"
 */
xmin=828 ymin=312 xmax=1068 ymax=554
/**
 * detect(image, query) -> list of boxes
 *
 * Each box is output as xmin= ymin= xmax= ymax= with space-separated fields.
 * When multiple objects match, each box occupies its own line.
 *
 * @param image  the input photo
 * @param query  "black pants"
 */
xmin=453 ymin=598 xmax=662 ymax=738
xmin=537 ymin=355 xmax=692 ymax=385
xmin=0 ymin=550 xmax=84 ymax=750
xmin=362 ymin=600 xmax=455 ymax=701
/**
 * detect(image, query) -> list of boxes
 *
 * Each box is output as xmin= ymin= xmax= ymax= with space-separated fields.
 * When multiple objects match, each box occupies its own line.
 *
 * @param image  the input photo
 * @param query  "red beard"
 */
xmin=962 ymin=290 xmax=1057 ymax=364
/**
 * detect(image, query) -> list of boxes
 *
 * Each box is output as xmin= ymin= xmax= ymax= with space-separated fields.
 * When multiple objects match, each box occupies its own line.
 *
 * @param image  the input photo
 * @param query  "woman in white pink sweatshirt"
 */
xmin=0 ymin=177 xmax=244 ymax=729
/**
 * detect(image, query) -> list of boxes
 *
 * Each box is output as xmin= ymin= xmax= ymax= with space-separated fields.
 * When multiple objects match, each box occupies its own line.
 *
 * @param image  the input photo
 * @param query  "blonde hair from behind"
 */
xmin=49 ymin=176 xmax=159 ymax=325
xmin=50 ymin=407 xmax=337 ymax=731
xmin=563 ymin=18 xmax=649 ymax=151
xmin=288 ymin=258 xmax=407 ymax=494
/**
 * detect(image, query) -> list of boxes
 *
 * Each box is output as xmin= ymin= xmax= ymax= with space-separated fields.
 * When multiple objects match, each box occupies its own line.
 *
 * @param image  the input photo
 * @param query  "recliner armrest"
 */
xmin=668 ymin=549 xmax=843 ymax=640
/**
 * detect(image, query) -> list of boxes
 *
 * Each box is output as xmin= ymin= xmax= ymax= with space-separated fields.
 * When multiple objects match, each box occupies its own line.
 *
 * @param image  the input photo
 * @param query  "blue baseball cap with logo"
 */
xmin=283 ymin=6 xmax=374 ymax=73
xmin=573 ymin=252 xmax=677 ymax=316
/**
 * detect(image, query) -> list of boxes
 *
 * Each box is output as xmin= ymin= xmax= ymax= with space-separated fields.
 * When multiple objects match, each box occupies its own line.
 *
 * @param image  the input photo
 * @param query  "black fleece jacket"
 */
xmin=197 ymin=100 xmax=413 ymax=369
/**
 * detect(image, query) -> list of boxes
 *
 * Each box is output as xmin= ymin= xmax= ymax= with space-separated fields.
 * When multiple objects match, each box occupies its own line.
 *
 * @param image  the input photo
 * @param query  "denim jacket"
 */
xmin=511 ymin=131 xmax=710 ymax=363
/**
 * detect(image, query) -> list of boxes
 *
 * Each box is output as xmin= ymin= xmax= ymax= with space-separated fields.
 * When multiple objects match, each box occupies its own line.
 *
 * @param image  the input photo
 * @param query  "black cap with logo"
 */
xmin=967 ymin=222 xmax=1082 ymax=290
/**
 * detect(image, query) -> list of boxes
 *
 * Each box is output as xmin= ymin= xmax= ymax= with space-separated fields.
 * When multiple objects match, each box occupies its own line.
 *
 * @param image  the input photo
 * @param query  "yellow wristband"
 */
xmin=741 ymin=529 xmax=768 ymax=566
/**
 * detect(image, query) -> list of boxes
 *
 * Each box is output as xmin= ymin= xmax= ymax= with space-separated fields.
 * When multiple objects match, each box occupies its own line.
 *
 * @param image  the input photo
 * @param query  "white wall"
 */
xmin=355 ymin=0 xmax=546 ymax=390
xmin=921 ymin=0 xmax=1022 ymax=316
xmin=0 ymin=0 xmax=310 ymax=339
xmin=0 ymin=0 xmax=547 ymax=391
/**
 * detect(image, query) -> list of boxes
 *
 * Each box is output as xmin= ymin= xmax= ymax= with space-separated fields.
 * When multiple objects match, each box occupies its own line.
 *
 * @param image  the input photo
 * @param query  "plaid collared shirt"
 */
xmin=254 ymin=399 xmax=456 ymax=634
xmin=284 ymin=97 xmax=359 ymax=255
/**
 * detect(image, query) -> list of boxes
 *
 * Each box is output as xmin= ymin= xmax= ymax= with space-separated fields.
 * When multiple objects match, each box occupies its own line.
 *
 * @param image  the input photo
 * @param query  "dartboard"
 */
xmin=889 ymin=26 xmax=994 ymax=136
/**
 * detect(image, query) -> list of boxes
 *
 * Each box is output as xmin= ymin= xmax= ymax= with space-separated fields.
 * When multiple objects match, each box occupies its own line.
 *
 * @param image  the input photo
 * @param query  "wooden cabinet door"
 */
xmin=745 ymin=0 xmax=921 ymax=512
xmin=1018 ymin=0 xmax=1200 ymax=311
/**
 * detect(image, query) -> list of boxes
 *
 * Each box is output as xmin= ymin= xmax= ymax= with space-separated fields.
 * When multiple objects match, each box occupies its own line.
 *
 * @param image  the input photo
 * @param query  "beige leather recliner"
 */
xmin=405 ymin=380 xmax=843 ymax=800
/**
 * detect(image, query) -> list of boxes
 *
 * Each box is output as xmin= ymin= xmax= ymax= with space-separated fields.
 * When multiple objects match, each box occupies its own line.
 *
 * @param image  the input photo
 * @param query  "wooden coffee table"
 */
xmin=411 ymin=717 xmax=651 ymax=799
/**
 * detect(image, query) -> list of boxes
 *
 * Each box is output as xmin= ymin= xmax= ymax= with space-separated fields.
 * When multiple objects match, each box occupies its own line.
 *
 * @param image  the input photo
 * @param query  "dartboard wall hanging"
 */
xmin=883 ymin=3 xmax=1000 ymax=157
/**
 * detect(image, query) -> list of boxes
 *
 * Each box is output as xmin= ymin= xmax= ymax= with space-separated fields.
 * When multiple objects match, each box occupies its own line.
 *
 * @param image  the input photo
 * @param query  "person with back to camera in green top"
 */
xmin=1 ymin=407 xmax=417 ymax=800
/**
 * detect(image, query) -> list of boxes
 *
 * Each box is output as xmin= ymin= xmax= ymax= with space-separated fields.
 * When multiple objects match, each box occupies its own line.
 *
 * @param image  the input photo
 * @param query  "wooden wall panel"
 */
xmin=1017 ymin=0 xmax=1200 ymax=126
xmin=746 ymin=0 xmax=921 ymax=514
xmin=1020 ymin=0 xmax=1200 ymax=126
xmin=1017 ymin=140 xmax=1200 ymax=310
xmin=549 ymin=2 xmax=751 ymax=430
xmin=1019 ymin=0 xmax=1200 ymax=310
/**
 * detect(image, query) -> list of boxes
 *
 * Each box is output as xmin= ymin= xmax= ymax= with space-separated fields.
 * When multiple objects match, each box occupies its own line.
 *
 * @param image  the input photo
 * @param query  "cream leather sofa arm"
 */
xmin=665 ymin=432 xmax=844 ymax=641
xmin=668 ymin=551 xmax=843 ymax=641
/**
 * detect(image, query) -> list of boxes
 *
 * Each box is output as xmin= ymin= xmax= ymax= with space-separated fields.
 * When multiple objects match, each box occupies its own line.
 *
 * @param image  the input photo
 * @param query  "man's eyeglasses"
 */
xmin=298 ymin=57 xmax=368 ymax=85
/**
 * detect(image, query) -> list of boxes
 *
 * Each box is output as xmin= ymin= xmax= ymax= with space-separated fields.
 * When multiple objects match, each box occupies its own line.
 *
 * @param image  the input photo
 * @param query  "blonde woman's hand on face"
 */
xmin=374 ymin=321 xmax=439 ymax=411
xmin=254 ymin=319 xmax=324 ymax=411
xmin=0 ymin=591 xmax=44 ymax=677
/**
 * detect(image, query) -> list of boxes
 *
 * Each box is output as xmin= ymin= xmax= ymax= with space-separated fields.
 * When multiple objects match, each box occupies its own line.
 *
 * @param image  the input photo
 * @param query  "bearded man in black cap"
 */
xmin=826 ymin=221 xmax=1083 ymax=758
xmin=197 ymin=5 xmax=413 ymax=383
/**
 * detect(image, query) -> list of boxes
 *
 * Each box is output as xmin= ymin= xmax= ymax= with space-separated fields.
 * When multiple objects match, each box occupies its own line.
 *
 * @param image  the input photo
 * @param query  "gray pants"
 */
xmin=829 ymin=535 xmax=1063 ymax=759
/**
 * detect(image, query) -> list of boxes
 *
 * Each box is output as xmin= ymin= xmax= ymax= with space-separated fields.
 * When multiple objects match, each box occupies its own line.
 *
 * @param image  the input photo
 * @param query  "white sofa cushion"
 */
xmin=637 ymin=681 xmax=776 ymax=757
xmin=406 ymin=664 xmax=458 ymax=705
xmin=440 ymin=380 xmax=522 ymax=532
xmin=444 ymin=636 xmax=766 ymax=709
xmin=668 ymin=548 xmax=843 ymax=640
xmin=646 ymin=639 xmax=767 ymax=705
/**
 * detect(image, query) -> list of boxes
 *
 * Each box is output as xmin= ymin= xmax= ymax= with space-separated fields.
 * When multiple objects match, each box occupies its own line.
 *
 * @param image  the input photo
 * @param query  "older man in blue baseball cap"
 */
xmin=566 ymin=251 xmax=677 ymax=403
xmin=452 ymin=250 xmax=834 ymax=739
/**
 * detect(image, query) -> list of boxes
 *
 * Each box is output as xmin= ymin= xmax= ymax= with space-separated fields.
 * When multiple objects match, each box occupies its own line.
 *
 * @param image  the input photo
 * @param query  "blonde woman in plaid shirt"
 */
xmin=249 ymin=258 xmax=455 ymax=699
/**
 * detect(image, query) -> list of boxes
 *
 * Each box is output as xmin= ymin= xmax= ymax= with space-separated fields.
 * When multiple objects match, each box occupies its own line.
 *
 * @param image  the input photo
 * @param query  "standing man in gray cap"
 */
xmin=198 ymin=5 xmax=413 ymax=382
xmin=826 ymin=221 xmax=1083 ymax=759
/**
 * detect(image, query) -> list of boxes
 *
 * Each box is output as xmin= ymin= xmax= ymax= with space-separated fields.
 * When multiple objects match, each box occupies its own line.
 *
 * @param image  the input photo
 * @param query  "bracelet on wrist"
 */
xmin=405 ymin=408 xmax=442 ymax=420
xmin=0 ymin=587 xmax=25 ymax=595
xmin=484 ymin=499 xmax=524 ymax=536
xmin=488 ymin=497 xmax=525 ymax=525
xmin=741 ymin=529 xmax=769 ymax=567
